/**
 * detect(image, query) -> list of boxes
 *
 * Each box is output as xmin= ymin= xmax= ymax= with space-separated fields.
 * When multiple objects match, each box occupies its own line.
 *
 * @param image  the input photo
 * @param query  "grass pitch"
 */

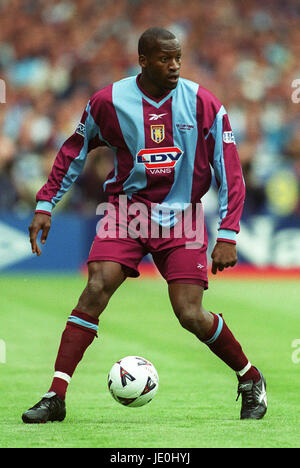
xmin=0 ymin=274 xmax=299 ymax=448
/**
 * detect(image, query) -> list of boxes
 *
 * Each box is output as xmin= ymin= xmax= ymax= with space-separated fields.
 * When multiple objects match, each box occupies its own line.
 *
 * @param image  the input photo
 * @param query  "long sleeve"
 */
xmin=206 ymin=105 xmax=245 ymax=244
xmin=35 ymin=98 xmax=105 ymax=215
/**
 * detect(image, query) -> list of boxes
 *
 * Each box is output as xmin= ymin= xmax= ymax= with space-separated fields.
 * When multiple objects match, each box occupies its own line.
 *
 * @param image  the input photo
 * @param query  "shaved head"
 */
xmin=138 ymin=27 xmax=177 ymax=56
xmin=137 ymin=26 xmax=181 ymax=97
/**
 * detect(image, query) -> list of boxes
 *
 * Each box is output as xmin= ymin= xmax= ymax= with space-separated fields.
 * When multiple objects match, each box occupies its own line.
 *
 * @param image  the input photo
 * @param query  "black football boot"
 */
xmin=236 ymin=369 xmax=267 ymax=420
xmin=22 ymin=392 xmax=66 ymax=423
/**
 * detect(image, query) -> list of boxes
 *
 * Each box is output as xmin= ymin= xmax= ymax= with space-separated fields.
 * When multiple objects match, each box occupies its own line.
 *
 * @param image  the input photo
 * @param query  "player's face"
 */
xmin=140 ymin=39 xmax=182 ymax=95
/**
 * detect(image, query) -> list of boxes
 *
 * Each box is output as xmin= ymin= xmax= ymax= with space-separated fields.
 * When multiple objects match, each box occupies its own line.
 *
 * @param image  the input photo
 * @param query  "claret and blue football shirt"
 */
xmin=35 ymin=74 xmax=245 ymax=243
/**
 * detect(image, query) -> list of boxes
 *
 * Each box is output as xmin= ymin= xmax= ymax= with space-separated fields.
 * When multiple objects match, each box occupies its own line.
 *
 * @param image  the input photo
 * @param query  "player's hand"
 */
xmin=28 ymin=213 xmax=51 ymax=256
xmin=211 ymin=241 xmax=237 ymax=275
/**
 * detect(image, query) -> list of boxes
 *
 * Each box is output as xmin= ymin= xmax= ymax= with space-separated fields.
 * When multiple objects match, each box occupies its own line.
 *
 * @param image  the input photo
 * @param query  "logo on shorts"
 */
xmin=151 ymin=125 xmax=165 ymax=143
xmin=137 ymin=146 xmax=183 ymax=170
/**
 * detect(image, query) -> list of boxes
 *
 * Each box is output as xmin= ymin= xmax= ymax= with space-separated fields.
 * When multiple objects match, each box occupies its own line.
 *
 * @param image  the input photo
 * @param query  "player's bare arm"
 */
xmin=28 ymin=213 xmax=51 ymax=256
xmin=211 ymin=241 xmax=237 ymax=275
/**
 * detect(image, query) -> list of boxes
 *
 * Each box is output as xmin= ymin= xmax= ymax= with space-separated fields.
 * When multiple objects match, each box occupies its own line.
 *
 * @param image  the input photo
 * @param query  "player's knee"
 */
xmin=86 ymin=261 xmax=121 ymax=305
xmin=86 ymin=275 xmax=114 ymax=308
xmin=86 ymin=276 xmax=106 ymax=302
xmin=177 ymin=307 xmax=205 ymax=332
xmin=172 ymin=288 xmax=209 ymax=332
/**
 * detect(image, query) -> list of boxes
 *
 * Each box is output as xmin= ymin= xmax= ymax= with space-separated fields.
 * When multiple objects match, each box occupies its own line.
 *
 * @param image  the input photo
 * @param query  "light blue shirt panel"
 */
xmin=112 ymin=76 xmax=147 ymax=196
xmin=162 ymin=78 xmax=199 ymax=209
xmin=206 ymin=105 xmax=228 ymax=226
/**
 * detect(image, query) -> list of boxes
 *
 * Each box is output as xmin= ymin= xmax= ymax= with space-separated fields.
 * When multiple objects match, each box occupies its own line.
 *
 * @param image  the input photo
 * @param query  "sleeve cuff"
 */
xmin=217 ymin=229 xmax=237 ymax=244
xmin=35 ymin=200 xmax=54 ymax=215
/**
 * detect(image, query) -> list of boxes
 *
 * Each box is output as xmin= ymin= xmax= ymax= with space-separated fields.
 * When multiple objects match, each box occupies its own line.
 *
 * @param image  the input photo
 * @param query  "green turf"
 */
xmin=0 ymin=274 xmax=299 ymax=448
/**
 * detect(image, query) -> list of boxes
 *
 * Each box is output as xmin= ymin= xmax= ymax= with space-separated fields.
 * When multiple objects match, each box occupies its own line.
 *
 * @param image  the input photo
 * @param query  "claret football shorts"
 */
xmin=87 ymin=195 xmax=208 ymax=289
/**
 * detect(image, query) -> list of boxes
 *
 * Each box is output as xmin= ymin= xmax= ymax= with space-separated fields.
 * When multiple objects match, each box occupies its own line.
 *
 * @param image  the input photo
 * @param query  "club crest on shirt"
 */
xmin=151 ymin=125 xmax=165 ymax=143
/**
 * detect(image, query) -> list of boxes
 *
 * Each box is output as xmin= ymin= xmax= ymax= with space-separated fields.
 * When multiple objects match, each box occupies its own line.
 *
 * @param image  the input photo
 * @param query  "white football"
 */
xmin=108 ymin=356 xmax=159 ymax=407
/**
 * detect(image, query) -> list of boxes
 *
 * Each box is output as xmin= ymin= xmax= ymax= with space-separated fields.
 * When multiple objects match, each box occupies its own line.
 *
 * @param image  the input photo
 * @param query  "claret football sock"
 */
xmin=236 ymin=363 xmax=260 ymax=383
xmin=47 ymin=309 xmax=99 ymax=400
xmin=202 ymin=313 xmax=260 ymax=383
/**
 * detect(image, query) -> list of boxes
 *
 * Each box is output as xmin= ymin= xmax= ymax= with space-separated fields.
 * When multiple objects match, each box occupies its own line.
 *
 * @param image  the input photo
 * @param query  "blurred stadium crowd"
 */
xmin=0 ymin=0 xmax=299 ymax=217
